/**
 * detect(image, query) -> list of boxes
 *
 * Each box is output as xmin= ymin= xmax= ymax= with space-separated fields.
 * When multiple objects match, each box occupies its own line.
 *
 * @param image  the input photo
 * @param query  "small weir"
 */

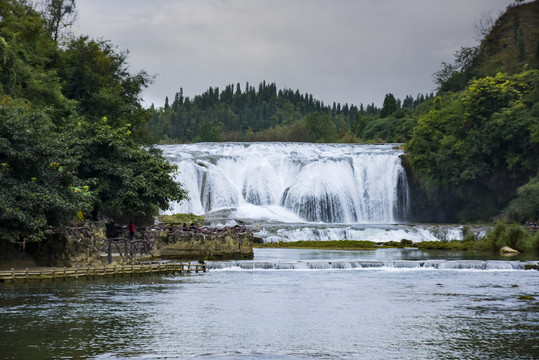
xmin=207 ymin=259 xmax=539 ymax=271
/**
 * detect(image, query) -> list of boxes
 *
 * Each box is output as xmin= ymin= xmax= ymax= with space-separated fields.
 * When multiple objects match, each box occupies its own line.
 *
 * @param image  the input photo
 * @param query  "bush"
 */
xmin=475 ymin=222 xmax=533 ymax=252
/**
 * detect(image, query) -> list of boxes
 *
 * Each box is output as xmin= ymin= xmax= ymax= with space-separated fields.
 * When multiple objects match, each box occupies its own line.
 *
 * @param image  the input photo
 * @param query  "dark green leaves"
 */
xmin=0 ymin=100 xmax=92 ymax=241
xmin=407 ymin=70 xmax=539 ymax=221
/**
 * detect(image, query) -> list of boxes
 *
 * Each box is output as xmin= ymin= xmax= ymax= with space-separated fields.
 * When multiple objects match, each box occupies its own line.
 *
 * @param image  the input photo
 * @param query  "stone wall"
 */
xmin=151 ymin=227 xmax=258 ymax=261
xmin=3 ymin=222 xmax=258 ymax=268
xmin=25 ymin=222 xmax=105 ymax=267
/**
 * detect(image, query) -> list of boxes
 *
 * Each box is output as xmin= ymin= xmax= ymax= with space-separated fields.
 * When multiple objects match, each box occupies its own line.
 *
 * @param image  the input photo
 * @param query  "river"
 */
xmin=1 ymin=248 xmax=538 ymax=359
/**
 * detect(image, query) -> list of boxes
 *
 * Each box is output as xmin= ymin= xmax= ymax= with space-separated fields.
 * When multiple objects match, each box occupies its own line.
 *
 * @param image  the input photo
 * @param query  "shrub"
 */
xmin=476 ymin=222 xmax=533 ymax=252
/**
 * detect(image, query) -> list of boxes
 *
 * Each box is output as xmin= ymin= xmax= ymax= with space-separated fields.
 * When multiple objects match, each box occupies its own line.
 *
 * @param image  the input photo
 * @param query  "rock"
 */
xmin=400 ymin=239 xmax=413 ymax=247
xmin=152 ymin=227 xmax=258 ymax=261
xmin=500 ymin=246 xmax=519 ymax=256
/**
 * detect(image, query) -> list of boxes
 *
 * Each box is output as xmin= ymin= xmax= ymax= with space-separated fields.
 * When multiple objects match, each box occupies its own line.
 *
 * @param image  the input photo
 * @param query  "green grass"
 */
xmin=254 ymin=240 xmax=378 ymax=250
xmin=158 ymin=213 xmax=204 ymax=226
xmin=416 ymin=240 xmax=477 ymax=251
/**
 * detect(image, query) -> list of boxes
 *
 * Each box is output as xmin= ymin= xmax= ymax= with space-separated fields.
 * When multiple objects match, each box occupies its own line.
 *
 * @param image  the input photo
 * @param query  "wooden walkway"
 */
xmin=0 ymin=262 xmax=206 ymax=283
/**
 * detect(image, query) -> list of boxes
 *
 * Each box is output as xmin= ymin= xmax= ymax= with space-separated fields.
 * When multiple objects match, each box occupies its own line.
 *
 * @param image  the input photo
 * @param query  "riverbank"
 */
xmin=254 ymin=234 xmax=539 ymax=259
xmin=255 ymin=240 xmax=378 ymax=250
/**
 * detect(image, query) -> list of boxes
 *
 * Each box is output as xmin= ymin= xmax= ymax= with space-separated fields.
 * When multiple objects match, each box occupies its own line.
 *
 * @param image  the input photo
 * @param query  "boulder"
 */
xmin=500 ymin=246 xmax=519 ymax=256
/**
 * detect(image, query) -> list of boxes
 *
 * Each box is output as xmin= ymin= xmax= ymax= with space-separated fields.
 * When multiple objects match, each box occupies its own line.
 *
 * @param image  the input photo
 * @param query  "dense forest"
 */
xmin=405 ymin=0 xmax=539 ymax=223
xmin=147 ymin=82 xmax=434 ymax=143
xmin=0 ymin=0 xmax=187 ymax=245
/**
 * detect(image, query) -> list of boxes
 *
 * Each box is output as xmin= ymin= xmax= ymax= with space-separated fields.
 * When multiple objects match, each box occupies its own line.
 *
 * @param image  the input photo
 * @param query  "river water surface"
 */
xmin=1 ymin=248 xmax=538 ymax=359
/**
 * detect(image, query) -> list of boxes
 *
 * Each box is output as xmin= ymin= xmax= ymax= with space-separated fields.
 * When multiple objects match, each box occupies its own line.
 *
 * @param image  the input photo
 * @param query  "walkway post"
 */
xmin=107 ymin=239 xmax=113 ymax=264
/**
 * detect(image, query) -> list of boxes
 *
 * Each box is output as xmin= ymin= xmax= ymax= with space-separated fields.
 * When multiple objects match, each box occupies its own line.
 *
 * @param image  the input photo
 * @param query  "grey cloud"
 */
xmin=74 ymin=0 xmax=511 ymax=108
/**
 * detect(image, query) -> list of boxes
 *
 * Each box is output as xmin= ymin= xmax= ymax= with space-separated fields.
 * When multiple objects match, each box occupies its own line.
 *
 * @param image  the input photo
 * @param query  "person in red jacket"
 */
xmin=128 ymin=221 xmax=135 ymax=240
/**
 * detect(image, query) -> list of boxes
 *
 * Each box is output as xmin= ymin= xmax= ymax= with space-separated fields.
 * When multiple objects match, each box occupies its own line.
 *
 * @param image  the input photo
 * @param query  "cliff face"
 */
xmin=480 ymin=1 xmax=539 ymax=75
xmin=152 ymin=228 xmax=258 ymax=260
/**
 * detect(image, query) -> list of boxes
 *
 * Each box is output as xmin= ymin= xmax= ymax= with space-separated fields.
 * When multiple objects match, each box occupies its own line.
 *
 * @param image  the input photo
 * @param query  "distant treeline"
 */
xmin=146 ymin=81 xmax=433 ymax=143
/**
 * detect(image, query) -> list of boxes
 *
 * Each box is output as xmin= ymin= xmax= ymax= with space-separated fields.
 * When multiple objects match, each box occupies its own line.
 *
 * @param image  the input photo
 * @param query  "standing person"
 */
xmin=129 ymin=221 xmax=135 ymax=240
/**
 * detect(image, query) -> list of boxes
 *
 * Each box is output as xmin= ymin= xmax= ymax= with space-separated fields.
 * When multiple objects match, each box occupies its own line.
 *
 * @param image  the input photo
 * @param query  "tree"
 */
xmin=407 ymin=70 xmax=539 ymax=221
xmin=0 ymin=100 xmax=93 ymax=243
xmin=434 ymin=46 xmax=483 ymax=92
xmin=38 ymin=0 xmax=77 ymax=42
xmin=0 ymin=0 xmax=72 ymax=115
xmin=0 ymin=0 xmax=189 ymax=245
xmin=380 ymin=93 xmax=398 ymax=118
xmin=304 ymin=112 xmax=336 ymax=142
xmin=57 ymin=36 xmax=153 ymax=140
xmin=71 ymin=117 xmax=188 ymax=219
xmin=195 ymin=118 xmax=222 ymax=142
xmin=506 ymin=173 xmax=539 ymax=221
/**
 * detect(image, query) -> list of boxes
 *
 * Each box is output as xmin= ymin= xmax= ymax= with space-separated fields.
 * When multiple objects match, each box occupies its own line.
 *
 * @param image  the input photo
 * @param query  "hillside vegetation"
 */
xmin=0 ymin=0 xmax=187 ymax=246
xmin=146 ymin=81 xmax=433 ymax=144
xmin=405 ymin=1 xmax=539 ymax=223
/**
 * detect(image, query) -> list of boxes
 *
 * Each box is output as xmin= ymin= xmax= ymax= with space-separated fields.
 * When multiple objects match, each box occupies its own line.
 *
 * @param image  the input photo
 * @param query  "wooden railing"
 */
xmin=99 ymin=237 xmax=154 ymax=263
xmin=0 ymin=262 xmax=206 ymax=283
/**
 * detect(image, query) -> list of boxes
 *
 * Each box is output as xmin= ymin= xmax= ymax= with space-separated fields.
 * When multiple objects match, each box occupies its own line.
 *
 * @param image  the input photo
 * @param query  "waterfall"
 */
xmin=161 ymin=142 xmax=410 ymax=224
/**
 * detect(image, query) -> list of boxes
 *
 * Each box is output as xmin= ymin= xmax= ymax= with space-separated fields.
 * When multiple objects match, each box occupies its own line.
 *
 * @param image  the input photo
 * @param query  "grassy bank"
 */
xmin=254 ymin=240 xmax=378 ymax=250
xmin=418 ymin=223 xmax=539 ymax=253
xmin=158 ymin=214 xmax=204 ymax=226
xmin=254 ymin=223 xmax=539 ymax=255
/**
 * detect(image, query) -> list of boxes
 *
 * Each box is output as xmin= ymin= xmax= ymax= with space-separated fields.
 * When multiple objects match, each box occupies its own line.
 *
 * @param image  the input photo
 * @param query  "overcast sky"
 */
xmin=73 ymin=0 xmax=512 ymax=108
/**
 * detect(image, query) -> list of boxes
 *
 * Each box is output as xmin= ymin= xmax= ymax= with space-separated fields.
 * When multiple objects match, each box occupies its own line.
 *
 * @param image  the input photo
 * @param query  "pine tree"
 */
xmin=380 ymin=93 xmax=397 ymax=118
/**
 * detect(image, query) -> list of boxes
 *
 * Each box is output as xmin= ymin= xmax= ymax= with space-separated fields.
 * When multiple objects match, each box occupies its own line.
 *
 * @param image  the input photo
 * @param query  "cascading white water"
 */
xmin=160 ymin=142 xmax=487 ymax=242
xmin=161 ymin=142 xmax=409 ymax=224
xmin=207 ymin=259 xmax=529 ymax=271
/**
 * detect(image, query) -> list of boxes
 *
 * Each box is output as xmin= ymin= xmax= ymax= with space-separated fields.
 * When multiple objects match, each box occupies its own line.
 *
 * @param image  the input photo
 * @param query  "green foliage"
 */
xmin=0 ymin=0 xmax=189 ymax=244
xmin=505 ymin=173 xmax=539 ymax=221
xmin=158 ymin=213 xmax=204 ymax=226
xmin=304 ymin=111 xmax=337 ymax=142
xmin=0 ymin=99 xmax=93 ymax=242
xmin=359 ymin=108 xmax=416 ymax=143
xmin=71 ymin=118 xmax=188 ymax=219
xmin=416 ymin=239 xmax=477 ymax=251
xmin=57 ymin=36 xmax=153 ymax=141
xmin=407 ymin=70 xmax=539 ymax=221
xmin=0 ymin=0 xmax=74 ymax=116
xmin=434 ymin=46 xmax=484 ymax=93
xmin=416 ymin=224 xmax=538 ymax=254
xmin=148 ymin=77 xmax=439 ymax=144
xmin=380 ymin=93 xmax=398 ymax=118
xmin=475 ymin=222 xmax=536 ymax=252
xmin=479 ymin=1 xmax=539 ymax=75
xmin=194 ymin=118 xmax=223 ymax=142
xmin=147 ymin=82 xmax=358 ymax=143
